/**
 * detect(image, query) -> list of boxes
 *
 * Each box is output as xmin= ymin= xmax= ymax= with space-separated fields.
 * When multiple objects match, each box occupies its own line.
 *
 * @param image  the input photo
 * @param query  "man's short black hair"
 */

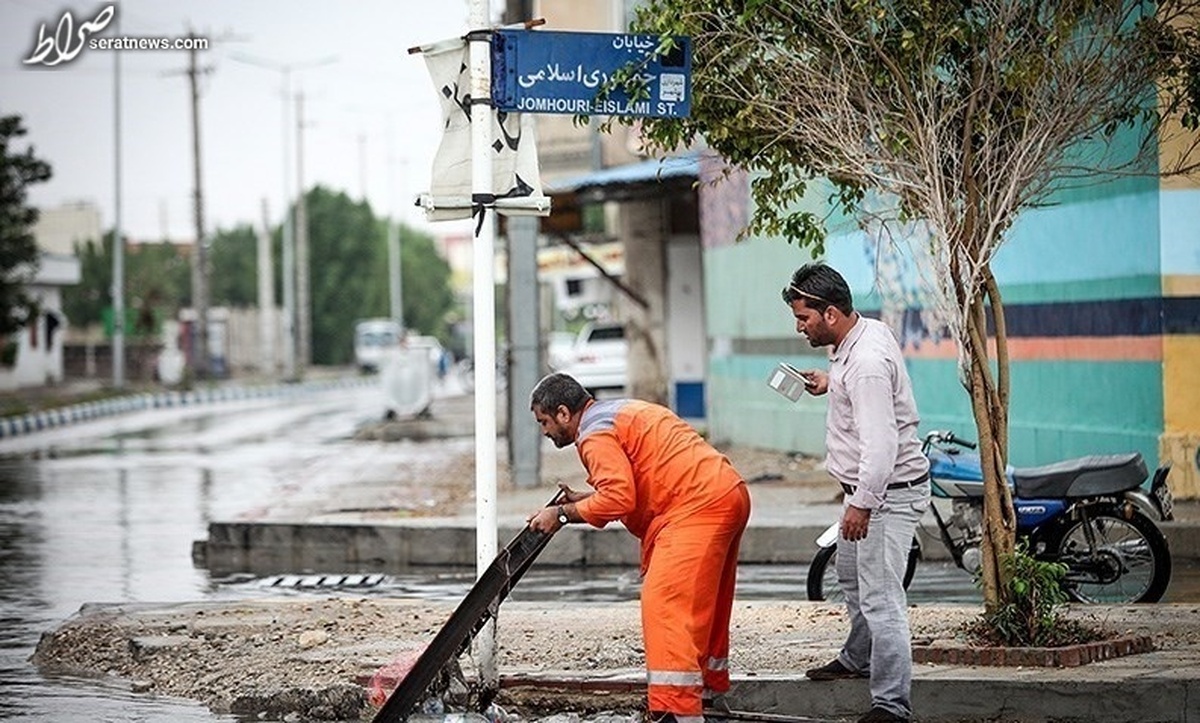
xmin=530 ymin=372 xmax=593 ymax=414
xmin=781 ymin=262 xmax=854 ymax=316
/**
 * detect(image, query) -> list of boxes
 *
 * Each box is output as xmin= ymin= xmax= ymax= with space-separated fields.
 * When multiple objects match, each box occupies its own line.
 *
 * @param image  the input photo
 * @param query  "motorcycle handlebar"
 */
xmin=926 ymin=430 xmax=977 ymax=450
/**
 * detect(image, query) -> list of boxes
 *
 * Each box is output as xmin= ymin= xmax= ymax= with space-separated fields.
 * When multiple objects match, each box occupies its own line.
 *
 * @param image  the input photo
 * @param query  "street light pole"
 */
xmin=280 ymin=67 xmax=296 ymax=380
xmin=294 ymin=89 xmax=310 ymax=377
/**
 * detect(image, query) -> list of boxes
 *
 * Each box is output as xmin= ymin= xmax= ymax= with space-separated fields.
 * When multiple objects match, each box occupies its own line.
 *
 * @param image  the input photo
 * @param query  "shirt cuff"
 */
xmin=848 ymin=488 xmax=884 ymax=510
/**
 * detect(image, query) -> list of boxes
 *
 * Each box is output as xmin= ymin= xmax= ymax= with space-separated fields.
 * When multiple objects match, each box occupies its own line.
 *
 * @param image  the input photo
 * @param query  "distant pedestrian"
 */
xmin=527 ymin=372 xmax=751 ymax=723
xmin=781 ymin=263 xmax=931 ymax=723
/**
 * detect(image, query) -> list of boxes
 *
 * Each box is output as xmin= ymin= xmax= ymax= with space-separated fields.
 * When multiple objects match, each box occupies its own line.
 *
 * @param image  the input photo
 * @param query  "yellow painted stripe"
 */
xmin=1163 ymin=275 xmax=1200 ymax=297
xmin=1165 ymin=336 xmax=1200 ymax=431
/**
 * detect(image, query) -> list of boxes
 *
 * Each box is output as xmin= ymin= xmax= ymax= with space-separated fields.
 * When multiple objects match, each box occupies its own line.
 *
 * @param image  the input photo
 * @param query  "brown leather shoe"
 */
xmin=804 ymin=659 xmax=867 ymax=680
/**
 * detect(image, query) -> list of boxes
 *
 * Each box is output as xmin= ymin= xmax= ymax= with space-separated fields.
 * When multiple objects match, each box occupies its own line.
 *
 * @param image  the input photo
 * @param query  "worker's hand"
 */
xmin=801 ymin=369 xmax=828 ymax=396
xmin=556 ymin=482 xmax=592 ymax=504
xmin=527 ymin=506 xmax=560 ymax=533
xmin=840 ymin=505 xmax=871 ymax=541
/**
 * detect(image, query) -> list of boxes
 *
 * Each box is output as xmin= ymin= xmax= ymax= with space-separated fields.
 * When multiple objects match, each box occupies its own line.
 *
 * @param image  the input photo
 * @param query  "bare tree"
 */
xmin=632 ymin=0 xmax=1200 ymax=609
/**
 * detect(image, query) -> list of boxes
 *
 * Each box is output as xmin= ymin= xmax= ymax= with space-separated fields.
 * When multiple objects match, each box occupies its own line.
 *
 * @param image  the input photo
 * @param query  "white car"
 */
xmin=546 ymin=330 xmax=577 ymax=371
xmin=553 ymin=321 xmax=627 ymax=394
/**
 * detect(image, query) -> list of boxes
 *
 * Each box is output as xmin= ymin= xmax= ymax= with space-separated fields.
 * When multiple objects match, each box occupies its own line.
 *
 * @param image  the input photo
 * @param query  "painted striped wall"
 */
xmin=702 ymin=174 xmax=1200 ymax=496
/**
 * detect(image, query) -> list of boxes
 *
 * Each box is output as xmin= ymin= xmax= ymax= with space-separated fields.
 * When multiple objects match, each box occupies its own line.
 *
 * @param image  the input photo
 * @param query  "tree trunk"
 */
xmin=964 ymin=266 xmax=1016 ymax=613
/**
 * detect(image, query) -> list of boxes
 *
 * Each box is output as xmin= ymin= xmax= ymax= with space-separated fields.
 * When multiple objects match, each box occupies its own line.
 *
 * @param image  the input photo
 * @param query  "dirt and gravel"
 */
xmin=31 ymin=593 xmax=1200 ymax=722
xmin=28 ymin=595 xmax=969 ymax=721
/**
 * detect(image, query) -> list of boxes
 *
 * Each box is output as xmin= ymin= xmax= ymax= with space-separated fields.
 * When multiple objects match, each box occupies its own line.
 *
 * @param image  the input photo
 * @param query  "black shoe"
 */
xmin=703 ymin=695 xmax=731 ymax=721
xmin=804 ymin=659 xmax=867 ymax=681
xmin=857 ymin=706 xmax=909 ymax=723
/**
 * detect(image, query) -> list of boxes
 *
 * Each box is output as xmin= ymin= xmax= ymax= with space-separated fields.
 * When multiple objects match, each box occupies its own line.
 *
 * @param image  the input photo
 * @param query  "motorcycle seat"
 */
xmin=1012 ymin=452 xmax=1147 ymax=499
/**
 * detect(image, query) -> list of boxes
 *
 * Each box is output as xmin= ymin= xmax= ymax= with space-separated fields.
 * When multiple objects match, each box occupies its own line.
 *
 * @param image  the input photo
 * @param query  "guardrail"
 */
xmin=0 ymin=377 xmax=373 ymax=439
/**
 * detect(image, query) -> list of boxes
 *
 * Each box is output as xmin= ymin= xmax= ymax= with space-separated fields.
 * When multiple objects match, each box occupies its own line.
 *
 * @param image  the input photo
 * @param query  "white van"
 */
xmin=354 ymin=319 xmax=402 ymax=373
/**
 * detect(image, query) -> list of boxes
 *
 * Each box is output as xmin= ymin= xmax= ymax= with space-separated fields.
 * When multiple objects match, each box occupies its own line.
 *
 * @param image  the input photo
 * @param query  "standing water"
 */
xmin=0 ymin=386 xmax=387 ymax=722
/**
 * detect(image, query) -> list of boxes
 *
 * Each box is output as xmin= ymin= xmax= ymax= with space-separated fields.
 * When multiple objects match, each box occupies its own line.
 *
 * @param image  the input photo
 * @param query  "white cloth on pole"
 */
xmin=418 ymin=37 xmax=550 ymax=221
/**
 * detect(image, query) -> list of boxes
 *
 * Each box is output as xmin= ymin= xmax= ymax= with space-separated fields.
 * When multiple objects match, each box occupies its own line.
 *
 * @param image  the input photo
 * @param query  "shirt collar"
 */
xmin=830 ymin=313 xmax=864 ymax=362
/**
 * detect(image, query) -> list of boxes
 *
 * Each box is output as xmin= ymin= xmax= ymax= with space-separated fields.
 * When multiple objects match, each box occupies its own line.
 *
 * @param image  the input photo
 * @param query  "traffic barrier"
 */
xmin=0 ymin=377 xmax=374 ymax=440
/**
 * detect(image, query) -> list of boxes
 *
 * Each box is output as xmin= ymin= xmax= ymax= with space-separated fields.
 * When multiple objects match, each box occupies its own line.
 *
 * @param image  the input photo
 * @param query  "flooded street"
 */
xmin=0 ymin=384 xmax=391 ymax=722
xmin=2 ymin=381 xmax=1197 ymax=722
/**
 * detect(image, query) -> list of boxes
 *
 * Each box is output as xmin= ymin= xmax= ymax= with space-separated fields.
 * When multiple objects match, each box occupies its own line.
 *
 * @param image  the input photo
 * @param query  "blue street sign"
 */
xmin=491 ymin=29 xmax=691 ymax=118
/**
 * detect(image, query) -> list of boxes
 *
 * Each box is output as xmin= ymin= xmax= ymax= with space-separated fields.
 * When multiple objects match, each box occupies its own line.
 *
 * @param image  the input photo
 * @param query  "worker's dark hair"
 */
xmin=530 ymin=372 xmax=593 ymax=414
xmin=781 ymin=262 xmax=854 ymax=315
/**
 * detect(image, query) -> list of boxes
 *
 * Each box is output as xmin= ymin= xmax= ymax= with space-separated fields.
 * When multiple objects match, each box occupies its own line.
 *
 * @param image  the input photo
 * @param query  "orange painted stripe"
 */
xmin=903 ymin=336 xmax=1163 ymax=361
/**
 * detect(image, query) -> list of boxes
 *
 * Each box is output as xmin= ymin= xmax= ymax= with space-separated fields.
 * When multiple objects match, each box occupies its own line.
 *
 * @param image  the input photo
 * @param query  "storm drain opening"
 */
xmin=264 ymin=573 xmax=386 ymax=588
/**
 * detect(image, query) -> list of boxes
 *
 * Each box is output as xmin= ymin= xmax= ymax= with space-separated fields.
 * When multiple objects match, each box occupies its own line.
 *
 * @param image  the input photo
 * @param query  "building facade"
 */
xmin=703 ymin=158 xmax=1200 ymax=498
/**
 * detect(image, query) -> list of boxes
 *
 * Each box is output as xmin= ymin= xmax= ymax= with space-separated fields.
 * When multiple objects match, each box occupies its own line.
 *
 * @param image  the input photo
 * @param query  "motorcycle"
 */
xmin=806 ymin=430 xmax=1175 ymax=604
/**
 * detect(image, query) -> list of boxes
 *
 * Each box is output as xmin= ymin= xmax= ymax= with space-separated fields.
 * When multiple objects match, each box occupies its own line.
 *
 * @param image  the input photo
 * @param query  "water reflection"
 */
xmin=0 ymin=390 xmax=407 ymax=722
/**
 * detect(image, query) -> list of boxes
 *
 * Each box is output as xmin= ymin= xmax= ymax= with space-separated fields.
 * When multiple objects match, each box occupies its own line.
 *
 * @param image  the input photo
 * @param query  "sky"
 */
xmin=1 ymin=0 xmax=490 ymax=243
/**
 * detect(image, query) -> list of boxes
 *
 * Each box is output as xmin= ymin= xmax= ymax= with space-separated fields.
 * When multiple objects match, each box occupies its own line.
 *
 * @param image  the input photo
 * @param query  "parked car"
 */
xmin=553 ymin=321 xmax=627 ymax=394
xmin=546 ymin=330 xmax=577 ymax=372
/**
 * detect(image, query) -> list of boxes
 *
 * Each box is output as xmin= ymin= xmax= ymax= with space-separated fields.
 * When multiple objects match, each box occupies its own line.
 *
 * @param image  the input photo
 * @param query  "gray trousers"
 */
xmin=835 ymin=483 xmax=930 ymax=718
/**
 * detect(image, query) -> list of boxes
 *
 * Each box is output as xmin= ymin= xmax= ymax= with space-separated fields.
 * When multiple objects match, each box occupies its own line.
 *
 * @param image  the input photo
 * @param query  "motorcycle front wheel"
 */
xmin=1048 ymin=506 xmax=1172 ymax=604
xmin=806 ymin=538 xmax=920 ymax=602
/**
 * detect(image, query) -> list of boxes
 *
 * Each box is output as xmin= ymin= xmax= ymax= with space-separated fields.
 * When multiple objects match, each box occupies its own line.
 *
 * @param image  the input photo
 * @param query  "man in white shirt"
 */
xmin=782 ymin=262 xmax=930 ymax=723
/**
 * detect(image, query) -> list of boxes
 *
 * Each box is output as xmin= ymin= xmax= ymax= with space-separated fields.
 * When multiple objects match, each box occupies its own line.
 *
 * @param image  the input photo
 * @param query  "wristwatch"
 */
xmin=556 ymin=505 xmax=569 ymax=525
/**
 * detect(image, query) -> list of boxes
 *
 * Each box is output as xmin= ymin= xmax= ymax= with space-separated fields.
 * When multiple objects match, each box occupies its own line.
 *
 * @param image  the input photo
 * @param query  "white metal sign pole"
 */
xmin=468 ymin=0 xmax=499 ymax=694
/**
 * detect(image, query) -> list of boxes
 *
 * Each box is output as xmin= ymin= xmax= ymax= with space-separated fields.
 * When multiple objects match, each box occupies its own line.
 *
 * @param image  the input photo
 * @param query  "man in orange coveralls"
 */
xmin=527 ymin=372 xmax=752 ymax=723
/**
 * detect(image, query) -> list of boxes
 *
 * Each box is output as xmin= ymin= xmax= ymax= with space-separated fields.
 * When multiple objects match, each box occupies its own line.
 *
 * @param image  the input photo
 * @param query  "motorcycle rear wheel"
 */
xmin=1048 ymin=506 xmax=1172 ymax=604
xmin=806 ymin=538 xmax=920 ymax=602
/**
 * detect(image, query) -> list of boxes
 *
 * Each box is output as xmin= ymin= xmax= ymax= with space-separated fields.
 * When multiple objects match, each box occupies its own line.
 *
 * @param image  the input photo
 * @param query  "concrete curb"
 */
xmin=195 ymin=519 xmax=1200 ymax=576
xmin=490 ymin=662 xmax=1200 ymax=723
xmin=911 ymin=634 xmax=1155 ymax=667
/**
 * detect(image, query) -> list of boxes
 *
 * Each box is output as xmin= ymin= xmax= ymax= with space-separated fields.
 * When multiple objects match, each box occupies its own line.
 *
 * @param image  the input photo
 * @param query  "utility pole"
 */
xmin=258 ymin=199 xmax=276 ymax=377
xmin=111 ymin=10 xmax=124 ymax=389
xmin=186 ymin=28 xmax=211 ymax=379
xmin=295 ymin=90 xmax=310 ymax=377
xmin=280 ymin=70 xmax=296 ymax=381
xmin=357 ymin=130 xmax=368 ymax=200
xmin=229 ymin=53 xmax=335 ymax=382
xmin=386 ymin=120 xmax=403 ymax=326
xmin=387 ymin=212 xmax=403 ymax=325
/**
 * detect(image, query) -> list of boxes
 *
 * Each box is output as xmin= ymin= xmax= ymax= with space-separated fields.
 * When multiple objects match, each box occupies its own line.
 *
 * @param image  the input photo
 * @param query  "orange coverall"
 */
xmin=573 ymin=399 xmax=751 ymax=721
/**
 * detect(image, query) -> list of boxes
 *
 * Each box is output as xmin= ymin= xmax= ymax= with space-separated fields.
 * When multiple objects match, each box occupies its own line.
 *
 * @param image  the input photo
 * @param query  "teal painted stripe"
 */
xmin=707 ymin=355 xmax=828 ymax=455
xmin=1162 ymin=187 xmax=1200 ymax=275
xmin=981 ymin=277 xmax=1163 ymax=305
xmin=708 ymin=354 xmax=1163 ymax=468
xmin=990 ymin=187 xmax=1162 ymax=283
xmin=908 ymin=358 xmax=1161 ymax=468
xmin=705 ymin=238 xmax=830 ymax=339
